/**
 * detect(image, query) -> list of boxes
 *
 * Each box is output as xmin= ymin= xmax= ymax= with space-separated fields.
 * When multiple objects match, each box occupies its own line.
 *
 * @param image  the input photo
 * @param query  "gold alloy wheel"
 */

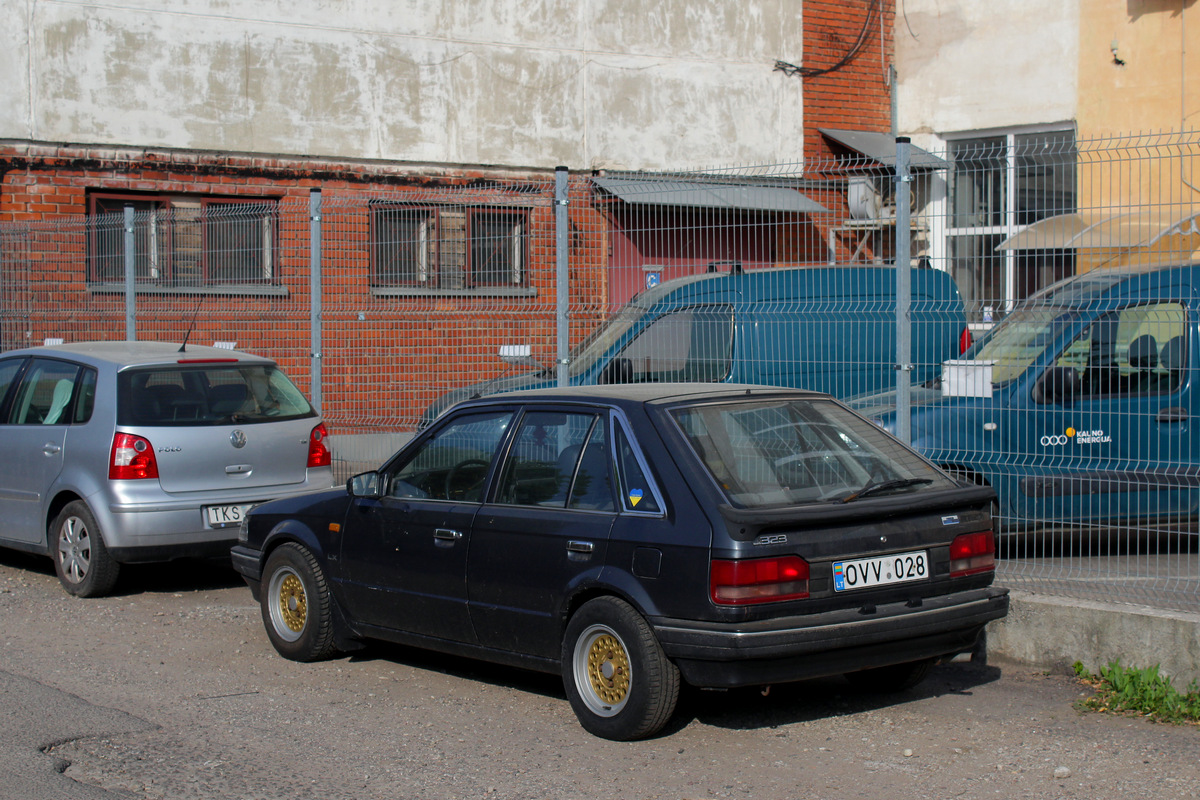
xmin=276 ymin=571 xmax=307 ymax=634
xmin=584 ymin=631 xmax=631 ymax=707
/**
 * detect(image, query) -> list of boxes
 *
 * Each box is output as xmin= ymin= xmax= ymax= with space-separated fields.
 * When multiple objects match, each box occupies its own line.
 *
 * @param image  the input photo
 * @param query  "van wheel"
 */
xmin=562 ymin=597 xmax=679 ymax=741
xmin=52 ymin=501 xmax=120 ymax=598
xmin=261 ymin=543 xmax=338 ymax=662
xmin=844 ymin=658 xmax=935 ymax=693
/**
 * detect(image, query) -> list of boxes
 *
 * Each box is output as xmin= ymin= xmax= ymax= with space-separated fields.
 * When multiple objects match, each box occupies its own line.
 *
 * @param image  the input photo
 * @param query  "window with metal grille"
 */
xmin=87 ymin=194 xmax=277 ymax=287
xmin=370 ymin=203 xmax=527 ymax=291
xmin=469 ymin=209 xmax=525 ymax=287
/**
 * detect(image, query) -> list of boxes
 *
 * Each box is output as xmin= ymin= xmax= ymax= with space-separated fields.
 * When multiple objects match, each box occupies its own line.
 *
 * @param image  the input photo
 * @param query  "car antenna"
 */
xmin=178 ymin=295 xmax=204 ymax=353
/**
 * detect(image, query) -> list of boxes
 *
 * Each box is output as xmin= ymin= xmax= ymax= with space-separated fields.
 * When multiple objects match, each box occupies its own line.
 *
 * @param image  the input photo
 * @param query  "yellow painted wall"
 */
xmin=1078 ymin=0 xmax=1199 ymax=138
xmin=1075 ymin=0 xmax=1200 ymax=268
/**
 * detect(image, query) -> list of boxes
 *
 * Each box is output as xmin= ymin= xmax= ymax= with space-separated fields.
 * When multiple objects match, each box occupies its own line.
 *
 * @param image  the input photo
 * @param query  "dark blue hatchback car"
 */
xmin=232 ymin=384 xmax=1008 ymax=740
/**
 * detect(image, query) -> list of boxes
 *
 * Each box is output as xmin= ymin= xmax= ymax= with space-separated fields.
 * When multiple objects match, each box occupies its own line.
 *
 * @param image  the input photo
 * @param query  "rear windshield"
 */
xmin=118 ymin=364 xmax=315 ymax=427
xmin=670 ymin=397 xmax=954 ymax=508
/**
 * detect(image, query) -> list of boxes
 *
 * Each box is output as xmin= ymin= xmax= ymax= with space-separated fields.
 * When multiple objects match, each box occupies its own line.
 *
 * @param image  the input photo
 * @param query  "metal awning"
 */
xmin=997 ymin=208 xmax=1200 ymax=269
xmin=592 ymin=177 xmax=828 ymax=213
xmin=819 ymin=128 xmax=948 ymax=169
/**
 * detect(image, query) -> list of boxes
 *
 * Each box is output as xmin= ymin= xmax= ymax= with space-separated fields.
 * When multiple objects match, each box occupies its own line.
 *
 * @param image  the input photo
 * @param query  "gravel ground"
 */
xmin=1 ymin=548 xmax=1198 ymax=800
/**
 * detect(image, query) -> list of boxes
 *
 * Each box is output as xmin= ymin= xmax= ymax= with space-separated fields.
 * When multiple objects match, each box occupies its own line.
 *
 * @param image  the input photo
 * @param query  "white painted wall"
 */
xmin=894 ymin=0 xmax=1079 ymax=138
xmin=2 ymin=0 xmax=805 ymax=171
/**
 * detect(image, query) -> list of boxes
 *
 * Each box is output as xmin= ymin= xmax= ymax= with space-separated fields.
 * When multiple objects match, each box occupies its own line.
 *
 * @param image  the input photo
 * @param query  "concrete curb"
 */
xmin=987 ymin=589 xmax=1200 ymax=687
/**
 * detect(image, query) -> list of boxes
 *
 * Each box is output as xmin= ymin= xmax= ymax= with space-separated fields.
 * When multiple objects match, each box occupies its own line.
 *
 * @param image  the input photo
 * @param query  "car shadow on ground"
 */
xmin=671 ymin=660 xmax=1004 ymax=734
xmin=344 ymin=638 xmax=1004 ymax=736
xmin=117 ymin=558 xmax=247 ymax=595
xmin=0 ymin=547 xmax=246 ymax=596
xmin=347 ymin=641 xmax=567 ymax=701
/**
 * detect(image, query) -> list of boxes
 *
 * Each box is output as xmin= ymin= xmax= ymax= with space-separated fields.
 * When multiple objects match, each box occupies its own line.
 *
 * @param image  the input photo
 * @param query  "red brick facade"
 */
xmin=802 ymin=0 xmax=896 ymax=161
xmin=0 ymin=3 xmax=897 ymax=428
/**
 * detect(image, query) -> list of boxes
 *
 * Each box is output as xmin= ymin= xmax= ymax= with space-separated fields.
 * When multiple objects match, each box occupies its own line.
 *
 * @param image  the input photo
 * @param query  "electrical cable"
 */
xmin=773 ymin=0 xmax=881 ymax=79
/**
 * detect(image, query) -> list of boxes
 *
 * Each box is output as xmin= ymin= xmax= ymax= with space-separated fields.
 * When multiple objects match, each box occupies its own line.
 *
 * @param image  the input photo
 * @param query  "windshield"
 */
xmin=568 ymin=304 xmax=648 ymax=378
xmin=670 ymin=397 xmax=953 ymax=508
xmin=965 ymin=307 xmax=1081 ymax=384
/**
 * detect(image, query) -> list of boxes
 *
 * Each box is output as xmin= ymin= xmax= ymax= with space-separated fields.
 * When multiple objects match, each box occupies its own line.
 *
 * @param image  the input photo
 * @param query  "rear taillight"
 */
xmin=950 ymin=530 xmax=995 ymax=577
xmin=959 ymin=327 xmax=973 ymax=354
xmin=109 ymin=433 xmax=159 ymax=480
xmin=711 ymin=556 xmax=810 ymax=605
xmin=307 ymin=423 xmax=332 ymax=468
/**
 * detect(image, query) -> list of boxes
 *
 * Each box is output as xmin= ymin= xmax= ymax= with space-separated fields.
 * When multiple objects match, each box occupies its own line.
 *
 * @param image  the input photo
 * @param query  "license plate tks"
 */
xmin=833 ymin=550 xmax=928 ymax=592
xmin=205 ymin=503 xmax=253 ymax=528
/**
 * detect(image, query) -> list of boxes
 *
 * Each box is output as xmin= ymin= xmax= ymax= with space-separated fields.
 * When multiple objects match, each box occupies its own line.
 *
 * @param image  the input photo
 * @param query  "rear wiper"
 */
xmin=840 ymin=478 xmax=933 ymax=503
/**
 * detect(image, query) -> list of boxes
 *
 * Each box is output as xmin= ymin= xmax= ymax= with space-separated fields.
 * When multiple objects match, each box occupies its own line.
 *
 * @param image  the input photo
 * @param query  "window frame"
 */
xmin=86 ymin=192 xmax=281 ymax=293
xmin=369 ymin=202 xmax=534 ymax=297
xmin=943 ymin=126 xmax=1077 ymax=325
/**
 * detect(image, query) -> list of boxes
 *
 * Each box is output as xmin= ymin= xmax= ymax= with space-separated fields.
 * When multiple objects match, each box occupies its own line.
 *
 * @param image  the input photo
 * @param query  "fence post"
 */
xmin=555 ymin=166 xmax=569 ymax=388
xmin=124 ymin=205 xmax=136 ymax=341
xmin=309 ymin=190 xmax=323 ymax=412
xmin=894 ymin=137 xmax=913 ymax=444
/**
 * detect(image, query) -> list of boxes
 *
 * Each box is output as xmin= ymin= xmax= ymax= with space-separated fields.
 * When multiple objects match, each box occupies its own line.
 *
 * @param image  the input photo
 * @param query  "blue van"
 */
xmin=427 ymin=265 xmax=970 ymax=420
xmin=852 ymin=263 xmax=1198 ymax=529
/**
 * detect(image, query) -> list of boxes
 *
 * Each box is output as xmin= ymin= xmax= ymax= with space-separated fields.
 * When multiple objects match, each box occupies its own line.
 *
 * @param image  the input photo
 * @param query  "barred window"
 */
xmin=469 ymin=210 xmax=525 ymax=287
xmin=371 ymin=204 xmax=528 ymax=292
xmin=372 ymin=205 xmax=434 ymax=286
xmin=87 ymin=194 xmax=277 ymax=287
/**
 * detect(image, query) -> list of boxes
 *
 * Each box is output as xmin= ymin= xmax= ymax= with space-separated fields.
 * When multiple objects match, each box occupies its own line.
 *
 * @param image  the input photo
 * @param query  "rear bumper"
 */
xmin=651 ymin=587 xmax=1009 ymax=688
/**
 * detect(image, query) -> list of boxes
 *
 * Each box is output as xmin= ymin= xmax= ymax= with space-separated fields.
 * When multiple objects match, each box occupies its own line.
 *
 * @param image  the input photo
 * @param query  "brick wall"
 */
xmin=802 ymin=0 xmax=895 ymax=161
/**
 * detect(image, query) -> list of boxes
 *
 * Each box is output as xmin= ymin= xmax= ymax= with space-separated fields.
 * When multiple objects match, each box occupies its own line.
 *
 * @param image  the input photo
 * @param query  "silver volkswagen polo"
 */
xmin=0 ymin=340 xmax=334 ymax=596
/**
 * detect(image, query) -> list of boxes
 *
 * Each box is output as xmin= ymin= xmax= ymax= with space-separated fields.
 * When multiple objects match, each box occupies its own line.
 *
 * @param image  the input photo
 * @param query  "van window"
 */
xmin=611 ymin=305 xmax=733 ymax=383
xmin=971 ymin=307 xmax=1081 ymax=384
xmin=1057 ymin=302 xmax=1186 ymax=396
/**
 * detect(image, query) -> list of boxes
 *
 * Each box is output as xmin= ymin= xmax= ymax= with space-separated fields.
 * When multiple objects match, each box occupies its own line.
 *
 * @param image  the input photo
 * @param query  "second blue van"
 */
xmin=853 ymin=263 xmax=1198 ymax=529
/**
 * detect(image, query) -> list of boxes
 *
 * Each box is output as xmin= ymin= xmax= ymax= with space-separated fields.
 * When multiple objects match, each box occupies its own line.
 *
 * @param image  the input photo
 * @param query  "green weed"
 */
xmin=1073 ymin=659 xmax=1200 ymax=725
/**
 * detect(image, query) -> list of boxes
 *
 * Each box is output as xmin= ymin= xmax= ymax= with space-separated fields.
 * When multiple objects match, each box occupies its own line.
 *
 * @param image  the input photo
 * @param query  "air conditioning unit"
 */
xmin=847 ymin=177 xmax=895 ymax=220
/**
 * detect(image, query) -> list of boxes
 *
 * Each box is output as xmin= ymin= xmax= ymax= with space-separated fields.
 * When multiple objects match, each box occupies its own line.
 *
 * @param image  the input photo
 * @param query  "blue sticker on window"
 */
xmin=628 ymin=488 xmax=644 ymax=507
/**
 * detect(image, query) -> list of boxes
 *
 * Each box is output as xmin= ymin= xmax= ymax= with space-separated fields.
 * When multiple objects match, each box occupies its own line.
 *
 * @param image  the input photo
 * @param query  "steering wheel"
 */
xmin=444 ymin=459 xmax=490 ymax=501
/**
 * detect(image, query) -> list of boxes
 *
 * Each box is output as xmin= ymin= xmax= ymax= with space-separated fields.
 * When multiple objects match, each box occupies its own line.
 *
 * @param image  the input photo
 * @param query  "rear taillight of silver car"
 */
xmin=109 ymin=433 xmax=160 ymax=480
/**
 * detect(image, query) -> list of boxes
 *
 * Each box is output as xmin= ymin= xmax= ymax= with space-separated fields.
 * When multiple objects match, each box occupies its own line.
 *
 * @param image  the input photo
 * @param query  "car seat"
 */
xmin=42 ymin=379 xmax=74 ymax=425
xmin=1127 ymin=334 xmax=1158 ymax=393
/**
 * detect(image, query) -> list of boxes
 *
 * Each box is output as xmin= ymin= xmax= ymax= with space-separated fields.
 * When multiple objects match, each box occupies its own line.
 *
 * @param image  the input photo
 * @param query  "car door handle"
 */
xmin=566 ymin=540 xmax=595 ymax=554
xmin=1158 ymin=406 xmax=1188 ymax=423
xmin=434 ymin=528 xmax=463 ymax=541
xmin=42 ymin=443 xmax=62 ymax=455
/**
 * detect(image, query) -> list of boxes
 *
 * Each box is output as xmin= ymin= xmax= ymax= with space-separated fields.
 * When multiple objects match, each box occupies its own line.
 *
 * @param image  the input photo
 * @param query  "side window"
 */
xmin=388 ymin=410 xmax=514 ymax=502
xmin=495 ymin=411 xmax=612 ymax=510
xmin=612 ymin=305 xmax=733 ymax=384
xmin=5 ymin=359 xmax=82 ymax=425
xmin=1060 ymin=303 xmax=1186 ymax=396
xmin=73 ymin=368 xmax=98 ymax=423
xmin=0 ymin=358 xmax=25 ymax=419
xmin=615 ymin=422 xmax=662 ymax=513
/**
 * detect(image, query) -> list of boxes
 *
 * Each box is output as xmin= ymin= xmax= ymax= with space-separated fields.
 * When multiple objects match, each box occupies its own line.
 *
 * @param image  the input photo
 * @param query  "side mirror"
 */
xmin=1033 ymin=366 xmax=1080 ymax=405
xmin=348 ymin=471 xmax=383 ymax=498
xmin=599 ymin=357 xmax=634 ymax=385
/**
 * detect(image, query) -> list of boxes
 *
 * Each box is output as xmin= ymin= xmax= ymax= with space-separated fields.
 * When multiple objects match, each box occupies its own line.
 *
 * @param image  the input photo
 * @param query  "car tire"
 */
xmin=261 ymin=543 xmax=338 ymax=662
xmin=561 ymin=596 xmax=680 ymax=741
xmin=844 ymin=658 xmax=935 ymax=693
xmin=52 ymin=500 xmax=120 ymax=598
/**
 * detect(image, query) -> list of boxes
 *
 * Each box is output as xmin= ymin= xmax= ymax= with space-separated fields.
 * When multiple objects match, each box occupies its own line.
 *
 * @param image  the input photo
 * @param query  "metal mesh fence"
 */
xmin=2 ymin=131 xmax=1200 ymax=612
